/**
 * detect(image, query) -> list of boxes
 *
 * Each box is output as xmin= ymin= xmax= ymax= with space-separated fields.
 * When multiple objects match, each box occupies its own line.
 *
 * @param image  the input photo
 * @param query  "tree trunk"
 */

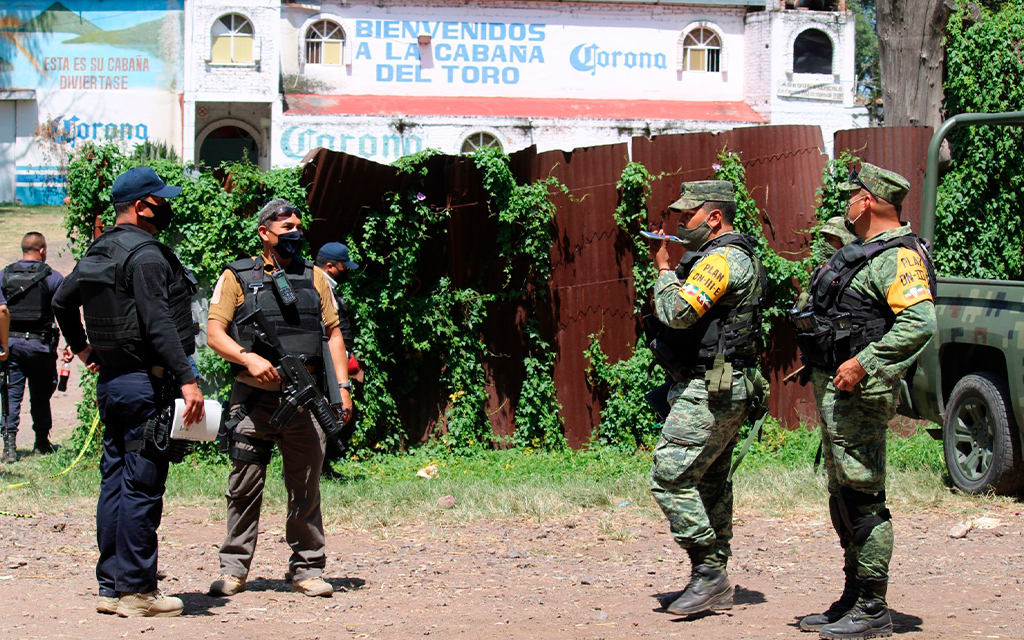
xmin=876 ymin=0 xmax=953 ymax=128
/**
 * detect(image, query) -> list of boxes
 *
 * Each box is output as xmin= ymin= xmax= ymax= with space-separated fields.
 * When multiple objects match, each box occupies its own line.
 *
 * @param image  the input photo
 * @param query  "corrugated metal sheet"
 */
xmin=833 ymin=126 xmax=934 ymax=234
xmin=632 ymin=126 xmax=826 ymax=427
xmin=511 ymin=144 xmax=635 ymax=447
xmin=298 ymin=125 xmax=838 ymax=446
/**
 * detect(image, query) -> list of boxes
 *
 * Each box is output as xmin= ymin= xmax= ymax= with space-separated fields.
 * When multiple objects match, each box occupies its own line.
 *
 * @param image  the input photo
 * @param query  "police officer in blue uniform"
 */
xmin=53 ymin=167 xmax=205 ymax=618
xmin=1 ymin=232 xmax=70 ymax=462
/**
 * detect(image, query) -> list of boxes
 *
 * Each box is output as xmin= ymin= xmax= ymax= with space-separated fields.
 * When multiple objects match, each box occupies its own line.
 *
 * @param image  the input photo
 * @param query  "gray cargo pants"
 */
xmin=218 ymin=382 xmax=327 ymax=582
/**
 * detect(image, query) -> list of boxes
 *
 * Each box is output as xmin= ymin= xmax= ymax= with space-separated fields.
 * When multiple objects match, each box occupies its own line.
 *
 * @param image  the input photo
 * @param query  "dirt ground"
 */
xmin=3 ymin=209 xmax=1023 ymax=639
xmin=0 ymin=502 xmax=1021 ymax=639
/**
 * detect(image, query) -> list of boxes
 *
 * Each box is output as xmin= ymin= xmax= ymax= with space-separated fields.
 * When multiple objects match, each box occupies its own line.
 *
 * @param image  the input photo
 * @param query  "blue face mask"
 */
xmin=273 ymin=230 xmax=305 ymax=258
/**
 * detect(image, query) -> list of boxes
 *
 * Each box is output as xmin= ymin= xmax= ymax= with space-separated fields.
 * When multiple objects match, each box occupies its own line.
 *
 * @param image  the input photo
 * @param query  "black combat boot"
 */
xmin=2 ymin=432 xmax=16 ymax=464
xmin=818 ymin=578 xmax=893 ymax=639
xmin=799 ymin=567 xmax=859 ymax=631
xmin=666 ymin=547 xmax=733 ymax=616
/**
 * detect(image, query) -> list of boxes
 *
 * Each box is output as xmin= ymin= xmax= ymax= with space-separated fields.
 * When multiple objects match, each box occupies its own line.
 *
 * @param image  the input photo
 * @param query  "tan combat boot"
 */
xmin=116 ymin=590 xmax=184 ymax=617
xmin=293 ymin=576 xmax=333 ymax=597
xmin=209 ymin=574 xmax=246 ymax=597
xmin=96 ymin=596 xmax=119 ymax=615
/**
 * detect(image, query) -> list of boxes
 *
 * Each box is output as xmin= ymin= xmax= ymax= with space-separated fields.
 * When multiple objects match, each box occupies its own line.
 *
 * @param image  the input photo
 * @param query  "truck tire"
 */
xmin=943 ymin=372 xmax=1024 ymax=495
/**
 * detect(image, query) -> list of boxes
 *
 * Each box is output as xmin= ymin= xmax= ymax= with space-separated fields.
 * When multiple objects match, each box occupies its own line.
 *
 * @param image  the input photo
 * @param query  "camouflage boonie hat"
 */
xmin=820 ymin=216 xmax=856 ymax=245
xmin=838 ymin=162 xmax=911 ymax=206
xmin=669 ymin=180 xmax=735 ymax=211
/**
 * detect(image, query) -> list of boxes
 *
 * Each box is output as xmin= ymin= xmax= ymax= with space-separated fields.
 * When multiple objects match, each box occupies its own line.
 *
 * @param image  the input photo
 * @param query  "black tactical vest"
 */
xmin=226 ymin=257 xmax=324 ymax=372
xmin=76 ymin=226 xmax=197 ymax=370
xmin=1 ymin=261 xmax=54 ymax=333
xmin=645 ymin=233 xmax=767 ymax=380
xmin=792 ymin=232 xmax=936 ymax=371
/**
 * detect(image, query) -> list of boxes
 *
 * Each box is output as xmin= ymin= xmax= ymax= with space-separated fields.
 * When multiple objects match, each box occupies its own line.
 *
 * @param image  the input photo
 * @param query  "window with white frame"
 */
xmin=305 ymin=20 xmax=345 ymax=65
xmin=211 ymin=14 xmax=254 ymax=64
xmin=682 ymin=28 xmax=722 ymax=73
xmin=461 ymin=132 xmax=501 ymax=154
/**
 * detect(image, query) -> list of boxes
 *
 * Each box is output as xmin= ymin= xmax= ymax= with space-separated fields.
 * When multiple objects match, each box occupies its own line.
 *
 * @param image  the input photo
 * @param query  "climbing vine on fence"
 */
xmin=62 ymin=142 xmax=309 ymax=458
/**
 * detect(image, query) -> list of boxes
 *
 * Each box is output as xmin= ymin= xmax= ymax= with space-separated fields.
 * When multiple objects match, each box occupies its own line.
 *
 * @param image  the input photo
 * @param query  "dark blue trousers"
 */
xmin=2 ymin=338 xmax=57 ymax=442
xmin=95 ymin=370 xmax=168 ymax=596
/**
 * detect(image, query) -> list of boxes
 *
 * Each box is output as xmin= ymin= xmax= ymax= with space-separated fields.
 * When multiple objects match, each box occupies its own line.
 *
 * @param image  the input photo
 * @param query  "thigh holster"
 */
xmin=227 ymin=432 xmax=275 ymax=465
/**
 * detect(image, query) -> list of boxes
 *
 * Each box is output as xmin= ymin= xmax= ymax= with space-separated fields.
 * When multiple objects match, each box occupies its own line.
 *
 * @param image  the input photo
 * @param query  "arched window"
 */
xmin=306 ymin=20 xmax=345 ymax=65
xmin=461 ymin=132 xmax=502 ymax=154
xmin=211 ymin=14 xmax=254 ymax=64
xmin=682 ymin=28 xmax=721 ymax=73
xmin=793 ymin=29 xmax=833 ymax=74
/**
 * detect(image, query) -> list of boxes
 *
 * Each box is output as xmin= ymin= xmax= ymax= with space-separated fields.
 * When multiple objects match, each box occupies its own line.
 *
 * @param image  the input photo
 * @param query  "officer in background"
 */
xmin=646 ymin=181 xmax=768 ymax=616
xmin=793 ymin=164 xmax=936 ymax=639
xmin=820 ymin=216 xmax=857 ymax=258
xmin=206 ymin=199 xmax=352 ymax=599
xmin=1 ymin=233 xmax=71 ymax=462
xmin=313 ymin=242 xmax=358 ymax=362
xmin=53 ymin=167 xmax=204 ymax=618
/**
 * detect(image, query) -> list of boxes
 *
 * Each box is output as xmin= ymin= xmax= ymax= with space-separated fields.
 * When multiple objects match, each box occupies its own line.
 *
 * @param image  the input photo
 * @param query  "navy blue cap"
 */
xmin=317 ymin=242 xmax=359 ymax=270
xmin=111 ymin=167 xmax=182 ymax=203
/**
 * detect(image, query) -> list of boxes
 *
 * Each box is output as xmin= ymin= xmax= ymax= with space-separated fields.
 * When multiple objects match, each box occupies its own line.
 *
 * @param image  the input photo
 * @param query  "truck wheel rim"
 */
xmin=953 ymin=397 xmax=994 ymax=482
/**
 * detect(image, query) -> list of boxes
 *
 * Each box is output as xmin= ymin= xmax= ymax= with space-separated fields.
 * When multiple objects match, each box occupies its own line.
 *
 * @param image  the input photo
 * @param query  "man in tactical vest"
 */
xmin=52 ymin=166 xmax=205 ymax=618
xmin=646 ymin=180 xmax=768 ymax=617
xmin=792 ymin=164 xmax=937 ymax=639
xmin=1 ymin=233 xmax=70 ymax=462
xmin=205 ymin=199 xmax=353 ymax=599
xmin=314 ymin=242 xmax=358 ymax=363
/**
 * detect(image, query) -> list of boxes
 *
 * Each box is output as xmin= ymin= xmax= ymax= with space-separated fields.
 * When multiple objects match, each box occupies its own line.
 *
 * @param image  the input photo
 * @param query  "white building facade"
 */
xmin=1 ymin=0 xmax=866 ymax=202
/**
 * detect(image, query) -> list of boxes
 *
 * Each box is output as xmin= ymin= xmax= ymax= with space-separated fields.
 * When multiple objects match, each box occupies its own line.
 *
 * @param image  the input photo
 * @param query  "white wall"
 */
xmin=278 ymin=0 xmax=748 ymax=102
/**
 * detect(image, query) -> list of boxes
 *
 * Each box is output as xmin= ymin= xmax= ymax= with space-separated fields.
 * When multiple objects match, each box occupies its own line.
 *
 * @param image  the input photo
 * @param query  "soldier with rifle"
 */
xmin=206 ymin=199 xmax=353 ymax=599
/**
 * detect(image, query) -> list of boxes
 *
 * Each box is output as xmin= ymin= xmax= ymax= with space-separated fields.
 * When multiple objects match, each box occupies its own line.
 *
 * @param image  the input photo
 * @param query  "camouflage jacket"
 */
xmin=654 ymin=232 xmax=761 ymax=331
xmin=848 ymin=224 xmax=937 ymax=389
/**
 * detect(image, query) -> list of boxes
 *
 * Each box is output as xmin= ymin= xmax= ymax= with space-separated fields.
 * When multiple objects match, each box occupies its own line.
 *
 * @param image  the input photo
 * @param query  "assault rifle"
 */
xmin=235 ymin=307 xmax=348 ymax=450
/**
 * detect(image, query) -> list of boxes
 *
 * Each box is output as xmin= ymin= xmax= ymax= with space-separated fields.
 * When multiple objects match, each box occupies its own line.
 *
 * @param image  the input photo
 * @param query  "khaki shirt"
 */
xmin=209 ymin=257 xmax=341 ymax=390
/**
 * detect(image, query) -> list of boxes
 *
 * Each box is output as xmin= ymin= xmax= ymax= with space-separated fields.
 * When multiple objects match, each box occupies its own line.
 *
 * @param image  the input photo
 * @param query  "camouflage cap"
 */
xmin=838 ymin=162 xmax=911 ymax=206
xmin=669 ymin=180 xmax=735 ymax=211
xmin=820 ymin=216 xmax=856 ymax=245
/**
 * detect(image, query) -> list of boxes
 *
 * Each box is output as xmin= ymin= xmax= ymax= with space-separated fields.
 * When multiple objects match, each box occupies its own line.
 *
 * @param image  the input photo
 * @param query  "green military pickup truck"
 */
xmin=898 ymin=111 xmax=1024 ymax=495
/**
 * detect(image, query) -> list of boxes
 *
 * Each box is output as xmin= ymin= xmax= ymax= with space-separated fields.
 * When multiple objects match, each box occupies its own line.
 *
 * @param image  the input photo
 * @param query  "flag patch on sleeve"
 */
xmin=679 ymin=253 xmax=730 ymax=317
xmin=886 ymin=247 xmax=933 ymax=313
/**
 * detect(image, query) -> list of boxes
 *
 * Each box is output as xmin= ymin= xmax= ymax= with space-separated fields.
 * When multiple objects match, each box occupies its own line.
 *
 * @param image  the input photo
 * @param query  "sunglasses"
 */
xmin=847 ymin=169 xmax=875 ymax=199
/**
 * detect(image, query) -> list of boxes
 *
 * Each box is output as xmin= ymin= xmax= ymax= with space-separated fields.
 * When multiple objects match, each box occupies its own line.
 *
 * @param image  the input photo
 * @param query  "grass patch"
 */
xmin=0 ymin=424 xmax=1013 ymax=527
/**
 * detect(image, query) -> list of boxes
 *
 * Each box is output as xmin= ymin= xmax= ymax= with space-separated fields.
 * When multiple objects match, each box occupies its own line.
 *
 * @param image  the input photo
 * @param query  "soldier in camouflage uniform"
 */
xmin=794 ymin=164 xmax=937 ymax=639
xmin=646 ymin=181 xmax=768 ymax=617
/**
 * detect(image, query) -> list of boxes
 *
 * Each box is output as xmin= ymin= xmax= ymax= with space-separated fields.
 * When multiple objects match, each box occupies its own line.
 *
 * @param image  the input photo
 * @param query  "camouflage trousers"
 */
xmin=650 ymin=373 xmax=750 ymax=571
xmin=813 ymin=369 xmax=897 ymax=585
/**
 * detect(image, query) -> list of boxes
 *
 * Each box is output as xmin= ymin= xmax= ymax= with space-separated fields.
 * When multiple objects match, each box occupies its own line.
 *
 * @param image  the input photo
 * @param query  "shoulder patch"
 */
xmin=679 ymin=253 xmax=730 ymax=316
xmin=886 ymin=247 xmax=933 ymax=313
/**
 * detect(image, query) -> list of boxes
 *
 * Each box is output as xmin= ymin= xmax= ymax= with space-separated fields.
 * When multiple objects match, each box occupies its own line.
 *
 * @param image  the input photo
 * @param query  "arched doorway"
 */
xmin=198 ymin=125 xmax=258 ymax=167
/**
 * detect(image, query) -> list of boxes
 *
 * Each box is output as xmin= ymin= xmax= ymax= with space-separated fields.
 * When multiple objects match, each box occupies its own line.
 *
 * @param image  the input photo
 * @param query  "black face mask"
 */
xmin=274 ymin=230 xmax=305 ymax=258
xmin=144 ymin=201 xmax=173 ymax=232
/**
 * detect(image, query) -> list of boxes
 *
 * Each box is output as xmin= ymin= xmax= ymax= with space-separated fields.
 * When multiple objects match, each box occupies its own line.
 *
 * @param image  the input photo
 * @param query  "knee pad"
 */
xmin=828 ymin=495 xmax=852 ymax=546
xmin=839 ymin=486 xmax=891 ymax=546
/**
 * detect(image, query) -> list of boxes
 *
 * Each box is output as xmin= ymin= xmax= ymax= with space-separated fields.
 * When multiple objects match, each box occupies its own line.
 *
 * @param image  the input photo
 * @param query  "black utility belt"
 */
xmin=9 ymin=330 xmax=54 ymax=342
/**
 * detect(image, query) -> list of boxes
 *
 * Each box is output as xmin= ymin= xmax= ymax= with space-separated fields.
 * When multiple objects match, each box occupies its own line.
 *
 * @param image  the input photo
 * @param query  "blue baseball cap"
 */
xmin=317 ymin=242 xmax=359 ymax=270
xmin=111 ymin=167 xmax=182 ymax=203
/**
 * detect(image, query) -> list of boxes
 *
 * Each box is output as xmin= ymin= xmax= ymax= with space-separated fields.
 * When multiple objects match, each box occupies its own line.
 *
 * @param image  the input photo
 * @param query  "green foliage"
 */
xmin=936 ymin=1 xmax=1024 ymax=280
xmin=61 ymin=143 xmax=309 ymax=454
xmin=584 ymin=333 xmax=659 ymax=452
xmin=850 ymin=0 xmax=882 ymax=124
xmin=713 ymin=151 xmax=809 ymax=328
xmin=615 ymin=161 xmax=662 ymax=311
xmin=809 ymin=151 xmax=858 ymax=265
xmin=338 ymin=147 xmax=566 ymax=453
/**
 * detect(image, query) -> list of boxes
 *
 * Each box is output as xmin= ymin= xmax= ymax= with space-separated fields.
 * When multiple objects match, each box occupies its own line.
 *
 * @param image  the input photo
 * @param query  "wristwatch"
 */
xmin=339 ymin=381 xmax=353 ymax=390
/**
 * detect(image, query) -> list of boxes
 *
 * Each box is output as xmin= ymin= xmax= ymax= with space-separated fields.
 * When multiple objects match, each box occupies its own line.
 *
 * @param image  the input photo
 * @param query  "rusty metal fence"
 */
xmin=301 ymin=124 xmax=929 ymax=446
